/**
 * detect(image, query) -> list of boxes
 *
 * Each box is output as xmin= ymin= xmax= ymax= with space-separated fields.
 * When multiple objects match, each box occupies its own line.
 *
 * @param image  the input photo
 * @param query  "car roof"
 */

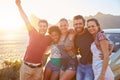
xmin=103 ymin=29 xmax=120 ymax=33
xmin=110 ymin=49 xmax=120 ymax=61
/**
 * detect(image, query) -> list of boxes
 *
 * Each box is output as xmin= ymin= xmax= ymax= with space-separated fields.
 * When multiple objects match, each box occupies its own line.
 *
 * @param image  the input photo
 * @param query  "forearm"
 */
xmin=17 ymin=5 xmax=30 ymax=26
xmin=16 ymin=0 xmax=32 ymax=30
xmin=101 ymin=55 xmax=109 ymax=75
xmin=64 ymin=46 xmax=74 ymax=52
xmin=100 ymin=40 xmax=110 ymax=76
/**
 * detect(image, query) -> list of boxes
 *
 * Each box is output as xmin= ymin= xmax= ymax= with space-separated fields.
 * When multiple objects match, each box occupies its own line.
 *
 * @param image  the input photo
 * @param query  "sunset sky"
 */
xmin=0 ymin=0 xmax=120 ymax=32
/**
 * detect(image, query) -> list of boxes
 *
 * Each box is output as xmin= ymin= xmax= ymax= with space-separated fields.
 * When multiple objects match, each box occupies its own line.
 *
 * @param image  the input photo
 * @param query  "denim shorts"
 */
xmin=46 ymin=61 xmax=60 ymax=74
xmin=61 ymin=57 xmax=78 ymax=71
xmin=58 ymin=45 xmax=78 ymax=71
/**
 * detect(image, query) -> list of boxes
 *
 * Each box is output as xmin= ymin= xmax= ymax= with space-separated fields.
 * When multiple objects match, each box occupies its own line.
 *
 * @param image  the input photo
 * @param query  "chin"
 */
xmin=78 ymin=30 xmax=83 ymax=33
xmin=89 ymin=32 xmax=94 ymax=34
xmin=76 ymin=28 xmax=83 ymax=33
xmin=40 ymin=32 xmax=45 ymax=35
xmin=91 ymin=32 xmax=96 ymax=36
xmin=89 ymin=30 xmax=95 ymax=34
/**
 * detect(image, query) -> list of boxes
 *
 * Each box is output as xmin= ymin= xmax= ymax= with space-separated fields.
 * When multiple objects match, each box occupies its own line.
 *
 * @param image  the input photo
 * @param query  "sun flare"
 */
xmin=4 ymin=34 xmax=15 ymax=40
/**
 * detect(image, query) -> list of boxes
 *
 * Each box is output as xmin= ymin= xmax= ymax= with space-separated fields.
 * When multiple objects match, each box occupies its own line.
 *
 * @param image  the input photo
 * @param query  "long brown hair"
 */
xmin=87 ymin=18 xmax=102 ymax=32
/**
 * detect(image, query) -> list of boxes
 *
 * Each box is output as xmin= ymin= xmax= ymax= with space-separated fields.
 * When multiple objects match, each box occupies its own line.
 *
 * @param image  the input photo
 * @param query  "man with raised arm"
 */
xmin=15 ymin=0 xmax=51 ymax=80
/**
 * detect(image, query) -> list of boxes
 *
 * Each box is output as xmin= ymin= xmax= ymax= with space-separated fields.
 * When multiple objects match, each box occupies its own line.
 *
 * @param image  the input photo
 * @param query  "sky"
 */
xmin=0 ymin=0 xmax=120 ymax=32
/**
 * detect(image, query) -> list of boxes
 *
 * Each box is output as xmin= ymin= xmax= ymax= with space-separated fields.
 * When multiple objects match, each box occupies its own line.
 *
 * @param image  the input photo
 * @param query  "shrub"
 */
xmin=0 ymin=60 xmax=22 ymax=80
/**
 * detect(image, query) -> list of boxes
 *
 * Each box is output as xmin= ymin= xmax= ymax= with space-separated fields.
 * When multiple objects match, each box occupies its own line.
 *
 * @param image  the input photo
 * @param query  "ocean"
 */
xmin=0 ymin=33 xmax=28 ymax=65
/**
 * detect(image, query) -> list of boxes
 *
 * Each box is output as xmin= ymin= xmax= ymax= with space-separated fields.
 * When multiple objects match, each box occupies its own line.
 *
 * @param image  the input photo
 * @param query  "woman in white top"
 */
xmin=87 ymin=18 xmax=114 ymax=80
xmin=43 ymin=26 xmax=61 ymax=80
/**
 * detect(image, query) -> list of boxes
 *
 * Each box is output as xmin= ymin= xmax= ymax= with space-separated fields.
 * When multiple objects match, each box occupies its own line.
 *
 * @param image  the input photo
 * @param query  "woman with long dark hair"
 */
xmin=87 ymin=18 xmax=114 ymax=80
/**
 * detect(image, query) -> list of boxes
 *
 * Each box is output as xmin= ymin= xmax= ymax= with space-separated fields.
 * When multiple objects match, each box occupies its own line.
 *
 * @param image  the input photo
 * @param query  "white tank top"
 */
xmin=91 ymin=42 xmax=103 ymax=66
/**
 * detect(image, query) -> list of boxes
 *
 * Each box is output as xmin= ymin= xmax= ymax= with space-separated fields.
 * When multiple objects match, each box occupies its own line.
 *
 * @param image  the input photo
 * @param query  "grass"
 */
xmin=0 ymin=60 xmax=22 ymax=80
xmin=0 ymin=54 xmax=49 ymax=80
xmin=0 ymin=59 xmax=119 ymax=80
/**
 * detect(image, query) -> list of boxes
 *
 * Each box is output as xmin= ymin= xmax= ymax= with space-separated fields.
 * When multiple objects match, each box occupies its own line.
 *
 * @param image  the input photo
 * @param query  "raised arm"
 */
xmin=15 ymin=0 xmax=32 ymax=31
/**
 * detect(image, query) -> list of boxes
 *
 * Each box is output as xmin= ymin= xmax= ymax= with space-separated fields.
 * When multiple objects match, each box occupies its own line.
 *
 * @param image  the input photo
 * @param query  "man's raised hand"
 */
xmin=15 ymin=0 xmax=21 ymax=6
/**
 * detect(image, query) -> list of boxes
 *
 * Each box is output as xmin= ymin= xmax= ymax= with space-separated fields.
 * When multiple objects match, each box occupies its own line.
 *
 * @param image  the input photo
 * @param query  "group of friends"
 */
xmin=16 ymin=0 xmax=114 ymax=80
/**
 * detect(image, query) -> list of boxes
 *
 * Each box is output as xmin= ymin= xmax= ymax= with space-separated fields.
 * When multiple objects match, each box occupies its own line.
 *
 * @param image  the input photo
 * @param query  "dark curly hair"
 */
xmin=48 ymin=26 xmax=61 ymax=35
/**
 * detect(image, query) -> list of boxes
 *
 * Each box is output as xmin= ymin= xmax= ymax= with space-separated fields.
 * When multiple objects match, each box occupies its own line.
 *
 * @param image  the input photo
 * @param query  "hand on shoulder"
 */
xmin=68 ymin=29 xmax=76 ymax=40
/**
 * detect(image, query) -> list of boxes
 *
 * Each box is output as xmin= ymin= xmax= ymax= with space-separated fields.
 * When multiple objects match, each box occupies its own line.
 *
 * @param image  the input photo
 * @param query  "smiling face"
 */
xmin=48 ymin=26 xmax=61 ymax=44
xmin=87 ymin=19 xmax=101 ymax=36
xmin=73 ymin=19 xmax=84 ymax=33
xmin=50 ymin=31 xmax=60 ymax=44
xmin=38 ymin=20 xmax=48 ymax=35
xmin=73 ymin=15 xmax=85 ymax=34
xmin=59 ymin=19 xmax=69 ymax=34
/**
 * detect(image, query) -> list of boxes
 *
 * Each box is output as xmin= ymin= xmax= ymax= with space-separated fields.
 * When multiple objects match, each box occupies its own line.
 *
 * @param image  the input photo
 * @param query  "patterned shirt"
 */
xmin=95 ymin=31 xmax=113 ymax=50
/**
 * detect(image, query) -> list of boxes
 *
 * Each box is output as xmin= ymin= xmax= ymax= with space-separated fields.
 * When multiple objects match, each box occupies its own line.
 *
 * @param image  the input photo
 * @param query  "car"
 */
xmin=103 ymin=29 xmax=120 ymax=80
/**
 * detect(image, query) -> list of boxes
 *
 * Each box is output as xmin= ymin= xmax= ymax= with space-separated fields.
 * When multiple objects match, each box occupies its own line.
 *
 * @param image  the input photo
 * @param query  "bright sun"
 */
xmin=0 ymin=17 xmax=24 ymax=33
xmin=0 ymin=25 xmax=22 ymax=34
xmin=0 ymin=10 xmax=24 ymax=33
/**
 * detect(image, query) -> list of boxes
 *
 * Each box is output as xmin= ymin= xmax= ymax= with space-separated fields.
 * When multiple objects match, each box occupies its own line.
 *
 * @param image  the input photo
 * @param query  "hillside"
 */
xmin=85 ymin=12 xmax=120 ymax=29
